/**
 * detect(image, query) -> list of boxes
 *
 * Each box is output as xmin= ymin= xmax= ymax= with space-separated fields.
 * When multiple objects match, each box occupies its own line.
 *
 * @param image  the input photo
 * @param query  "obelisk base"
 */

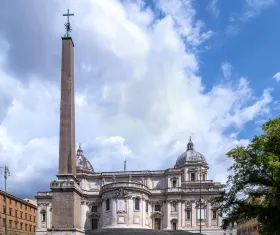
xmin=50 ymin=178 xmax=83 ymax=232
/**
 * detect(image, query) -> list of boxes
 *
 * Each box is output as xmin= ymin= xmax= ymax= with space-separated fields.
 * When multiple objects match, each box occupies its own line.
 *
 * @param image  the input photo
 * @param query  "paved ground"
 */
xmin=88 ymin=228 xmax=204 ymax=235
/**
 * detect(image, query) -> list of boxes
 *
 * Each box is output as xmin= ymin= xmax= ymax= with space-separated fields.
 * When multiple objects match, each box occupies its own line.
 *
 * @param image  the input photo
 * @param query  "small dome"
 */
xmin=175 ymin=137 xmax=207 ymax=167
xmin=76 ymin=144 xmax=94 ymax=173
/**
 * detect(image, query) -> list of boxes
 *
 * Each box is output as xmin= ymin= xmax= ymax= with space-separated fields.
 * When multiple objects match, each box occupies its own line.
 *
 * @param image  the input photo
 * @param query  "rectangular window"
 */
xmin=171 ymin=203 xmax=177 ymax=212
xmin=20 ymin=223 xmax=23 ymax=230
xmin=9 ymin=198 xmax=12 ymax=204
xmin=20 ymin=212 xmax=23 ymax=219
xmin=30 ymin=215 xmax=32 ymax=221
xmin=190 ymin=173 xmax=195 ymax=181
xmin=91 ymin=206 xmax=98 ymax=212
xmin=186 ymin=210 xmax=191 ymax=220
xmin=212 ymin=210 xmax=217 ymax=220
xmin=92 ymin=219 xmax=98 ymax=229
xmin=15 ymin=201 xmax=17 ymax=207
xmin=25 ymin=205 xmax=27 ymax=210
xmin=106 ymin=199 xmax=110 ymax=211
xmin=3 ymin=206 xmax=6 ymax=214
xmin=42 ymin=213 xmax=46 ymax=222
xmin=135 ymin=198 xmax=140 ymax=210
xmin=25 ymin=213 xmax=27 ymax=220
xmin=203 ymin=174 xmax=206 ymax=181
xmin=146 ymin=201 xmax=148 ymax=213
xmin=9 ymin=220 xmax=12 ymax=228
xmin=15 ymin=209 xmax=18 ymax=218
xmin=20 ymin=203 xmax=22 ymax=209
xmin=9 ymin=208 xmax=12 ymax=216
xmin=155 ymin=205 xmax=161 ymax=211
xmin=3 ymin=219 xmax=6 ymax=227
xmin=15 ymin=221 xmax=18 ymax=229
xmin=25 ymin=224 xmax=27 ymax=231
xmin=30 ymin=225 xmax=32 ymax=231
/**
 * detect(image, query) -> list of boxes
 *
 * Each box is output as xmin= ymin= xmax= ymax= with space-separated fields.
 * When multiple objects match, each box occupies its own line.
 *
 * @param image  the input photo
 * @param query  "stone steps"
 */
xmin=87 ymin=228 xmax=204 ymax=235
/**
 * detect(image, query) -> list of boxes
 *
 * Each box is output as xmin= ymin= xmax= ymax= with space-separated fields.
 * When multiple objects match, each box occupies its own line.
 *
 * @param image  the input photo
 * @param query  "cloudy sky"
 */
xmin=0 ymin=0 xmax=279 ymax=199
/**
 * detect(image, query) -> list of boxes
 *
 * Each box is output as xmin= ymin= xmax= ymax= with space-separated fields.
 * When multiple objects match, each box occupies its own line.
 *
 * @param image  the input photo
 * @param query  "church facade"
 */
xmin=35 ymin=13 xmax=235 ymax=235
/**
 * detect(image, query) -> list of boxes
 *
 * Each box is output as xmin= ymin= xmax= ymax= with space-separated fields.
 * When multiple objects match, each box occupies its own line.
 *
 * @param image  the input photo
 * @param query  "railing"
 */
xmin=37 ymin=192 xmax=53 ymax=196
xmin=182 ymin=180 xmax=214 ymax=184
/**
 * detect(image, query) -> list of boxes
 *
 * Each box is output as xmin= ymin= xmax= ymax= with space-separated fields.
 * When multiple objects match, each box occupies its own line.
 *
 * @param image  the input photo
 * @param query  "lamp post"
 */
xmin=0 ymin=165 xmax=10 ymax=235
xmin=199 ymin=164 xmax=202 ymax=234
xmin=196 ymin=165 xmax=202 ymax=234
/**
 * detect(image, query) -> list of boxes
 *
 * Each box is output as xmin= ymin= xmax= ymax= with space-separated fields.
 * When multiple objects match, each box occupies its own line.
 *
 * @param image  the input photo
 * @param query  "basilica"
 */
xmin=35 ymin=12 xmax=235 ymax=235
xmin=36 ymin=138 xmax=235 ymax=235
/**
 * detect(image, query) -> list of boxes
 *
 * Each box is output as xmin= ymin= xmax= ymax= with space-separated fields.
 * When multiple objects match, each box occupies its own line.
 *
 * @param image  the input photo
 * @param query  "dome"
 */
xmin=175 ymin=137 xmax=207 ymax=167
xmin=76 ymin=144 xmax=94 ymax=173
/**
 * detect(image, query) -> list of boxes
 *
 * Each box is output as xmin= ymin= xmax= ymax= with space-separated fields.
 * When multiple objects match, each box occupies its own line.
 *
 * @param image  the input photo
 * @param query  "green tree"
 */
xmin=213 ymin=116 xmax=280 ymax=235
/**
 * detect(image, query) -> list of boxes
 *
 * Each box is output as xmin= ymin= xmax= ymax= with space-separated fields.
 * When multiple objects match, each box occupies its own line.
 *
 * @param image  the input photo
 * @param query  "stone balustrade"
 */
xmin=37 ymin=192 xmax=53 ymax=196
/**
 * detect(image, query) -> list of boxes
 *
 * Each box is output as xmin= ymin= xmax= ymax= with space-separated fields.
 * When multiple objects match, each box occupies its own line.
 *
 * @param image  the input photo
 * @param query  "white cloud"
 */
xmin=221 ymin=62 xmax=233 ymax=79
xmin=226 ymin=0 xmax=274 ymax=36
xmin=273 ymin=72 xmax=280 ymax=81
xmin=0 ymin=0 xmax=274 ymax=196
xmin=243 ymin=0 xmax=275 ymax=21
xmin=206 ymin=0 xmax=220 ymax=17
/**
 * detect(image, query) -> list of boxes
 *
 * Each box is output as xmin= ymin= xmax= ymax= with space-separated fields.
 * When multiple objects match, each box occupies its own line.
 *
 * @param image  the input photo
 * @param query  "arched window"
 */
xmin=106 ymin=199 xmax=110 ymax=211
xmin=135 ymin=198 xmax=140 ymax=210
xmin=203 ymin=174 xmax=206 ymax=181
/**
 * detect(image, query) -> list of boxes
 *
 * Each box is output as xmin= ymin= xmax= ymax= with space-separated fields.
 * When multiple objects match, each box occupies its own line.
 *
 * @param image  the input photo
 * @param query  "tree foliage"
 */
xmin=212 ymin=116 xmax=280 ymax=235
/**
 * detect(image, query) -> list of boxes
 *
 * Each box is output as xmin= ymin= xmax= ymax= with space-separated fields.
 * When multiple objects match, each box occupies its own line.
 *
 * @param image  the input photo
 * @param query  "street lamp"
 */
xmin=196 ymin=165 xmax=202 ymax=234
xmin=0 ymin=165 xmax=10 ymax=235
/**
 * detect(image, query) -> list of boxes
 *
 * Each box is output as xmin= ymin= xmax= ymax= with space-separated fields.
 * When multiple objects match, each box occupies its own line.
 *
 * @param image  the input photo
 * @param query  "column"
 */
xmin=37 ymin=205 xmax=41 ymax=229
xmin=141 ymin=198 xmax=145 ymax=227
xmin=191 ymin=202 xmax=196 ymax=228
xmin=181 ymin=202 xmax=185 ymax=228
xmin=112 ymin=199 xmax=117 ymax=225
xmin=218 ymin=212 xmax=222 ymax=227
xmin=166 ymin=202 xmax=171 ymax=229
xmin=47 ymin=204 xmax=51 ymax=229
xmin=80 ymin=202 xmax=87 ymax=230
xmin=207 ymin=202 xmax=211 ymax=227
xmin=178 ymin=201 xmax=182 ymax=229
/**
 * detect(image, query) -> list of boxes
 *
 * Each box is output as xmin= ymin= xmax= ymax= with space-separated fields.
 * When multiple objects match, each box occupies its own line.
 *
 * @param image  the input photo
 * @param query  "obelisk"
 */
xmin=50 ymin=10 xmax=83 ymax=234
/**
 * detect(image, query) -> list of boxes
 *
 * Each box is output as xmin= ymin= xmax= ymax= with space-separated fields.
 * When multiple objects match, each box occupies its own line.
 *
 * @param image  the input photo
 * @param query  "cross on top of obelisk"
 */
xmin=63 ymin=9 xmax=74 ymax=38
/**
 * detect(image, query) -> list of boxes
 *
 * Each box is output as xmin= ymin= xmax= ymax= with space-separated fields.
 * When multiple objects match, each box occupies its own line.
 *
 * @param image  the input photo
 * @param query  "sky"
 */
xmin=0 ymin=0 xmax=279 ymax=199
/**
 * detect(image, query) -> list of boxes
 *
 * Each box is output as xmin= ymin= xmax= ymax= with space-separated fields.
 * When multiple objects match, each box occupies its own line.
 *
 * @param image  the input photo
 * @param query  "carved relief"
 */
xmin=115 ymin=188 xmax=128 ymax=197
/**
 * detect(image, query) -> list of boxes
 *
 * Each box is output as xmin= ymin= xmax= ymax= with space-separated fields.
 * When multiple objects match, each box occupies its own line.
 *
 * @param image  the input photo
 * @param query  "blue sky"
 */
xmin=0 ymin=0 xmax=279 ymax=199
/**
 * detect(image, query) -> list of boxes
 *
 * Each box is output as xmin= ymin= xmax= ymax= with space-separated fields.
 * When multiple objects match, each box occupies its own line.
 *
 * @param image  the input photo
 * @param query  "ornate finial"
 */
xmin=124 ymin=159 xmax=127 ymax=171
xmin=77 ymin=143 xmax=83 ymax=156
xmin=187 ymin=136 xmax=194 ymax=150
xmin=63 ymin=9 xmax=74 ymax=37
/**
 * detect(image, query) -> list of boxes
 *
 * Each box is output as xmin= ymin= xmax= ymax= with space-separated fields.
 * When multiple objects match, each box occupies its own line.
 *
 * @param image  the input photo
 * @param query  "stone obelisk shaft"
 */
xmin=58 ymin=37 xmax=76 ymax=176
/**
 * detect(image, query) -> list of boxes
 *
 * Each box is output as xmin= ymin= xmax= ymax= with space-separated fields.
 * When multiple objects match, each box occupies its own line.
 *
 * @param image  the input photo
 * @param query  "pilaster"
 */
xmin=181 ymin=202 xmax=185 ymax=228
xmin=178 ymin=201 xmax=182 ymax=229
xmin=166 ymin=202 xmax=171 ymax=229
xmin=207 ymin=201 xmax=211 ymax=227
xmin=191 ymin=201 xmax=196 ymax=227
xmin=37 ymin=205 xmax=42 ymax=229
